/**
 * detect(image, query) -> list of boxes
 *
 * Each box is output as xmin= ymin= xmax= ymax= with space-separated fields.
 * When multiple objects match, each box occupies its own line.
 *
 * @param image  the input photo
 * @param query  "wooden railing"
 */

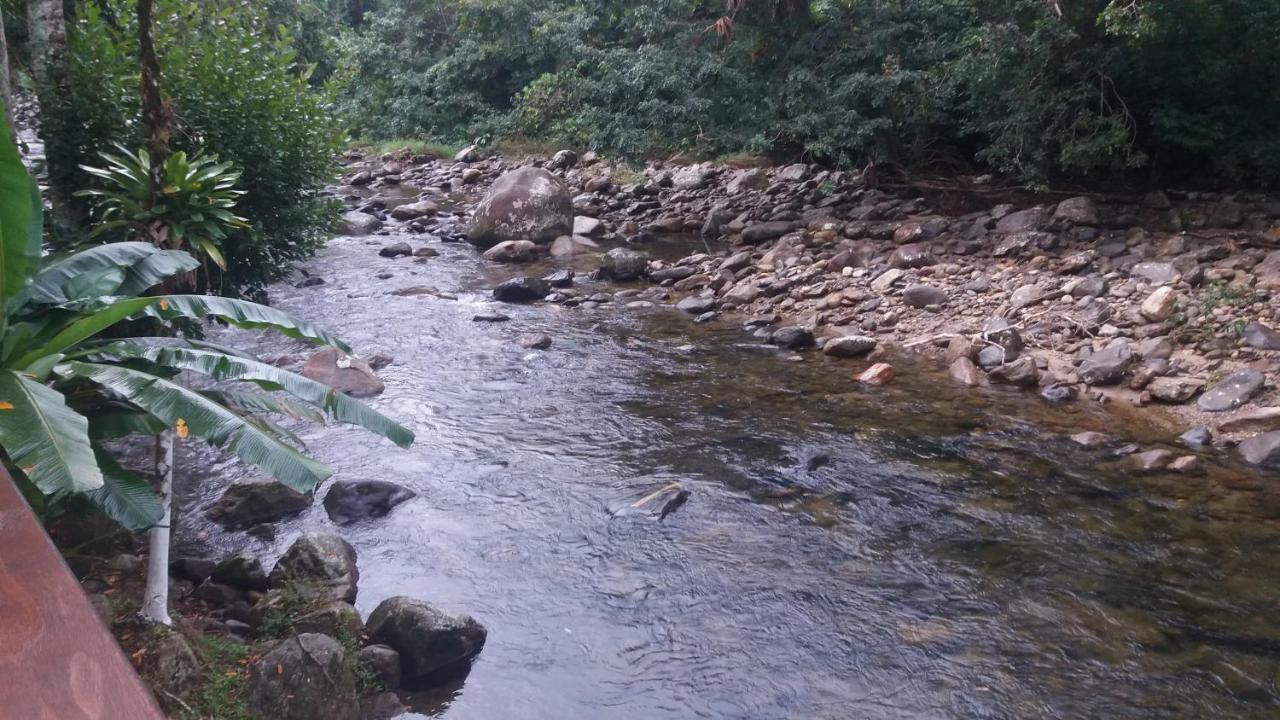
xmin=0 ymin=470 xmax=166 ymax=720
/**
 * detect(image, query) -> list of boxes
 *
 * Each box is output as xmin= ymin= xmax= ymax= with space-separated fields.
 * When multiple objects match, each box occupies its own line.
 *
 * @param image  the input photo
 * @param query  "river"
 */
xmin=178 ymin=188 xmax=1280 ymax=719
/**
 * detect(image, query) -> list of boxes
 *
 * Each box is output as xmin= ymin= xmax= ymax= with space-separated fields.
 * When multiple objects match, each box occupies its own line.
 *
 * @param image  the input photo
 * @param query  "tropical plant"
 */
xmin=77 ymin=146 xmax=249 ymax=273
xmin=0 ymin=117 xmax=413 ymax=624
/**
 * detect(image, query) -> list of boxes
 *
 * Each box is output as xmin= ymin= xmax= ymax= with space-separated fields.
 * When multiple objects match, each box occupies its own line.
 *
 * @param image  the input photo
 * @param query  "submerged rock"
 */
xmin=206 ymin=482 xmax=311 ymax=529
xmin=323 ymin=480 xmax=416 ymax=526
xmin=823 ymin=335 xmax=877 ymax=358
xmin=1238 ymin=431 xmax=1280 ymax=467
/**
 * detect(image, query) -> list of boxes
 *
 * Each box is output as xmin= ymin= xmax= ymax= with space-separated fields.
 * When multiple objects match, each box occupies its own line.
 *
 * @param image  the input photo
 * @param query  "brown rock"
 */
xmin=302 ymin=347 xmax=385 ymax=397
xmin=949 ymin=357 xmax=981 ymax=386
xmin=858 ymin=363 xmax=895 ymax=386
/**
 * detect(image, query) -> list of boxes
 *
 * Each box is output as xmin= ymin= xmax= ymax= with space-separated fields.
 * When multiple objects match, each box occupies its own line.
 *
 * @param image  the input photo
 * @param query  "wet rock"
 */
xmin=770 ymin=326 xmax=815 ymax=350
xmin=378 ymin=242 xmax=412 ymax=258
xmin=600 ymin=248 xmax=650 ymax=281
xmin=650 ymin=266 xmax=696 ymax=283
xmin=295 ymin=276 xmax=325 ymax=288
xmin=1168 ymin=455 xmax=1200 ymax=473
xmin=1238 ymin=431 xmax=1280 ymax=468
xmin=269 ymin=533 xmax=359 ymax=605
xmin=1009 ymin=284 xmax=1044 ymax=311
xmin=901 ymin=284 xmax=947 ymax=308
xmin=1217 ymin=407 xmax=1280 ymax=434
xmin=358 ymin=645 xmax=402 ymax=691
xmin=291 ymin=601 xmax=363 ymax=641
xmin=207 ymin=482 xmax=311 ymax=529
xmin=988 ymin=357 xmax=1039 ymax=387
xmin=983 ymin=318 xmax=1025 ymax=355
xmin=1040 ymin=384 xmax=1077 ymax=405
xmin=303 ymin=347 xmax=386 ymax=397
xmin=870 ymin=268 xmax=904 ymax=294
xmin=740 ymin=221 xmax=796 ymax=244
xmin=211 ymin=552 xmax=268 ymax=592
xmin=1179 ymin=426 xmax=1213 ymax=448
xmin=366 ymin=597 xmax=488 ymax=686
xmin=1132 ymin=449 xmax=1174 ymax=472
xmin=1242 ymin=323 xmax=1280 ymax=351
xmin=323 ymin=480 xmax=416 ymax=526
xmin=467 ymin=167 xmax=572 ymax=248
xmin=858 ymin=363 xmax=895 ymax=386
xmin=338 ymin=211 xmax=381 ymax=236
xmin=949 ymin=357 xmax=981 ymax=386
xmin=1078 ymin=339 xmax=1133 ymax=385
xmin=518 ymin=334 xmax=553 ymax=350
xmin=472 ymin=312 xmax=510 ymax=322
xmin=677 ymin=295 xmax=717 ymax=315
xmin=1140 ymin=286 xmax=1176 ymax=321
xmin=1070 ymin=431 xmax=1109 ymax=448
xmin=1197 ymin=369 xmax=1265 ymax=412
xmin=1148 ymin=376 xmax=1203 ymax=404
xmin=823 ymin=335 xmax=877 ymax=358
xmin=481 ymin=239 xmax=538 ymax=263
xmin=493 ymin=277 xmax=551 ymax=303
xmin=390 ymin=200 xmax=437 ymax=221
xmin=1053 ymin=196 xmax=1099 ymax=225
xmin=887 ymin=243 xmax=934 ymax=269
xmin=414 ymin=247 xmax=439 ymax=258
xmin=247 ymin=634 xmax=357 ymax=720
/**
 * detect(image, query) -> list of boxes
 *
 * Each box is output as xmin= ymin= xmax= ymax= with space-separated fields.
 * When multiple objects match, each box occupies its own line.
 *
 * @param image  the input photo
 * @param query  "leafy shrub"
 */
xmin=57 ymin=0 xmax=346 ymax=294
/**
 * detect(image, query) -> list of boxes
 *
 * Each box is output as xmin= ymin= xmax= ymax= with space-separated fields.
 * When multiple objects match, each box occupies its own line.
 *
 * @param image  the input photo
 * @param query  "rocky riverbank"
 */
xmin=335 ymin=145 xmax=1280 ymax=474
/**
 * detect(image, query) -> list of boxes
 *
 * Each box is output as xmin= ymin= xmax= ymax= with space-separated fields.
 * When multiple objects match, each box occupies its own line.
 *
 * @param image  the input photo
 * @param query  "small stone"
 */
xmin=206 ymin=482 xmax=311 ymax=529
xmin=1131 ymin=262 xmax=1179 ymax=285
xmin=390 ymin=200 xmax=437 ymax=221
xmin=740 ymin=221 xmax=796 ymax=244
xmin=988 ymin=357 xmax=1039 ymax=387
xmin=519 ymin=334 xmax=553 ymax=350
xmin=1140 ymin=286 xmax=1176 ymax=321
xmin=1179 ymin=426 xmax=1213 ymax=448
xmin=1217 ymin=407 xmax=1280 ymax=434
xmin=1132 ymin=449 xmax=1173 ymax=472
xmin=1070 ymin=431 xmax=1109 ymax=448
xmin=676 ymin=295 xmax=717 ymax=315
xmin=1040 ymin=384 xmax=1077 ymax=405
xmin=1197 ymin=369 xmax=1266 ymax=412
xmin=482 ymin=239 xmax=538 ymax=263
xmin=1078 ymin=339 xmax=1132 ymax=385
xmin=1242 ymin=323 xmax=1280 ymax=351
xmin=901 ymin=284 xmax=947 ymax=309
xmin=823 ymin=335 xmax=877 ymax=358
xmin=338 ymin=211 xmax=381 ymax=236
xmin=871 ymin=269 xmax=904 ymax=293
xmin=493 ymin=277 xmax=550 ymax=303
xmin=378 ymin=242 xmax=413 ymax=258
xmin=1168 ymin=456 xmax=1201 ymax=473
xmin=770 ymin=326 xmax=815 ymax=350
xmin=358 ymin=645 xmax=402 ymax=691
xmin=887 ymin=243 xmax=934 ymax=269
xmin=472 ymin=312 xmax=510 ymax=323
xmin=1148 ymin=376 xmax=1203 ymax=404
xmin=858 ymin=363 xmax=895 ymax=386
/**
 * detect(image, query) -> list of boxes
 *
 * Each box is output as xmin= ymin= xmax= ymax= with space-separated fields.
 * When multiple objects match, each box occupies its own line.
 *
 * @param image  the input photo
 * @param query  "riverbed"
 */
xmin=178 ymin=197 xmax=1280 ymax=719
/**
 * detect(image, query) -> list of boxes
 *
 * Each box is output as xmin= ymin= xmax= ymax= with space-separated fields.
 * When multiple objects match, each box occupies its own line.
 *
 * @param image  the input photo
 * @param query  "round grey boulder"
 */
xmin=366 ymin=596 xmax=488 ymax=686
xmin=268 ymin=533 xmax=360 ymax=604
xmin=467 ymin=167 xmax=572 ymax=248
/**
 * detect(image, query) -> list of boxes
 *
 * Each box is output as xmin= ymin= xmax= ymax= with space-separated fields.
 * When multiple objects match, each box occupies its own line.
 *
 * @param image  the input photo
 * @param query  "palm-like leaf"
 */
xmin=0 ymin=369 xmax=103 ymax=495
xmin=148 ymin=295 xmax=353 ymax=351
xmin=0 ymin=115 xmax=42 ymax=315
xmin=86 ymin=447 xmax=165 ymax=530
xmin=91 ymin=341 xmax=414 ymax=447
xmin=54 ymin=361 xmax=332 ymax=492
xmin=20 ymin=242 xmax=199 ymax=306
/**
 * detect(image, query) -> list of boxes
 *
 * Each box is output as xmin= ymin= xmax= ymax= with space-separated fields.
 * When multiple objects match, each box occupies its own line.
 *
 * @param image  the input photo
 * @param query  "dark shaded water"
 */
xmin=179 ymin=200 xmax=1280 ymax=719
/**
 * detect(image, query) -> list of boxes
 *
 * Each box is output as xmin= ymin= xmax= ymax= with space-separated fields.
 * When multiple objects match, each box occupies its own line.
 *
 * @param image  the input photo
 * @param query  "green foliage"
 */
xmin=77 ymin=146 xmax=250 ymax=272
xmin=0 ymin=120 xmax=413 ymax=531
xmin=181 ymin=634 xmax=255 ymax=720
xmin=339 ymin=0 xmax=1280 ymax=188
xmin=55 ymin=0 xmax=346 ymax=293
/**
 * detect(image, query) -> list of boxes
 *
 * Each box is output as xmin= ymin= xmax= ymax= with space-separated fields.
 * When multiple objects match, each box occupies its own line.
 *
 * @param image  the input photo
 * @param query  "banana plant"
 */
xmin=0 ymin=118 xmax=414 ymax=622
xmin=76 ymin=144 xmax=249 ymax=271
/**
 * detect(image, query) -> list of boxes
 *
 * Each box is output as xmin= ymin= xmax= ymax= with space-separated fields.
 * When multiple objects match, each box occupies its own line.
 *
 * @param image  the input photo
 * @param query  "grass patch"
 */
xmin=487 ymin=136 xmax=560 ymax=160
xmin=716 ymin=152 xmax=771 ymax=169
xmin=180 ymin=635 xmax=255 ymax=720
xmin=354 ymin=137 xmax=460 ymax=159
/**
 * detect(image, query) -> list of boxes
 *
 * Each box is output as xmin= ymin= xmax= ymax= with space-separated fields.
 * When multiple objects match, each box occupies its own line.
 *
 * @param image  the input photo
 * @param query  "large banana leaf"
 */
xmin=20 ymin=242 xmax=199 ymax=306
xmin=12 ymin=297 xmax=159 ymax=369
xmin=0 ymin=369 xmax=103 ymax=495
xmin=55 ymin=361 xmax=332 ymax=492
xmin=0 ymin=114 xmax=42 ymax=315
xmin=147 ymin=295 xmax=352 ymax=352
xmin=91 ymin=342 xmax=414 ymax=447
xmin=86 ymin=447 xmax=164 ymax=530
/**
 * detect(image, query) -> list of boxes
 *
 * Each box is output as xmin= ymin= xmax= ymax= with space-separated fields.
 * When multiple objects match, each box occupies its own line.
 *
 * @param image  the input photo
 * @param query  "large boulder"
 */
xmin=210 ymin=552 xmax=268 ymax=592
xmin=1239 ymin=431 xmax=1280 ymax=468
xmin=323 ymin=480 xmax=416 ymax=526
xmin=466 ymin=167 xmax=572 ymax=248
xmin=600 ymin=248 xmax=649 ymax=281
xmin=302 ymin=348 xmax=385 ymax=398
xmin=206 ymin=482 xmax=311 ymax=529
xmin=337 ymin=211 xmax=381 ymax=237
xmin=247 ymin=634 xmax=357 ymax=720
xmin=268 ymin=533 xmax=359 ymax=604
xmin=366 ymin=597 xmax=488 ymax=687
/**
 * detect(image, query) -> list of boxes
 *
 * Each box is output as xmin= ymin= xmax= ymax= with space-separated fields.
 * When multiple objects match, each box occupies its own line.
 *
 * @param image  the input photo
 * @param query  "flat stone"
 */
xmin=1238 ymin=431 xmax=1280 ymax=467
xmin=378 ymin=242 xmax=412 ymax=258
xmin=1078 ymin=339 xmax=1132 ymax=385
xmin=1070 ymin=431 xmax=1109 ymax=448
xmin=949 ymin=357 xmax=981 ymax=386
xmin=1243 ymin=323 xmax=1280 ymax=351
xmin=390 ymin=200 xmax=437 ymax=221
xmin=573 ymin=216 xmax=605 ymax=237
xmin=1217 ymin=407 xmax=1280 ymax=434
xmin=823 ymin=335 xmax=877 ymax=358
xmin=1179 ymin=426 xmax=1213 ymax=448
xmin=1168 ymin=456 xmax=1201 ymax=473
xmin=676 ymin=295 xmax=717 ymax=315
xmin=871 ymin=269 xmax=904 ymax=293
xmin=770 ymin=326 xmax=815 ymax=350
xmin=901 ymin=284 xmax=947 ymax=309
xmin=1197 ymin=369 xmax=1266 ymax=412
xmin=987 ymin=357 xmax=1039 ymax=387
xmin=1131 ymin=261 xmax=1179 ymax=285
xmin=1148 ymin=376 xmax=1203 ymax=404
xmin=740 ymin=221 xmax=796 ymax=244
xmin=518 ymin=334 xmax=553 ymax=350
xmin=1053 ymin=196 xmax=1099 ymax=225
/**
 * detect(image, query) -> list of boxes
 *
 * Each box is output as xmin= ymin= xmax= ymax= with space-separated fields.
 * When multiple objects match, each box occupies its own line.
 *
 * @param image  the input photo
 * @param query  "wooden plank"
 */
xmin=0 ymin=470 xmax=166 ymax=720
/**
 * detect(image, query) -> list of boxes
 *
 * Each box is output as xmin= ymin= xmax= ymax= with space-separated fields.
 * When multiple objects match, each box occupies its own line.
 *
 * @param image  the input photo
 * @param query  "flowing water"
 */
xmin=178 ymin=191 xmax=1280 ymax=719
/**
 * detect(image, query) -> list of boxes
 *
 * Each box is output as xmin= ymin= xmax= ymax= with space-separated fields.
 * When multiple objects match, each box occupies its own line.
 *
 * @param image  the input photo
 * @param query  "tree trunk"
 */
xmin=26 ymin=0 xmax=78 ymax=233
xmin=137 ymin=0 xmax=172 ymax=218
xmin=141 ymin=430 xmax=174 ymax=626
xmin=0 ymin=12 xmax=15 ymax=136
